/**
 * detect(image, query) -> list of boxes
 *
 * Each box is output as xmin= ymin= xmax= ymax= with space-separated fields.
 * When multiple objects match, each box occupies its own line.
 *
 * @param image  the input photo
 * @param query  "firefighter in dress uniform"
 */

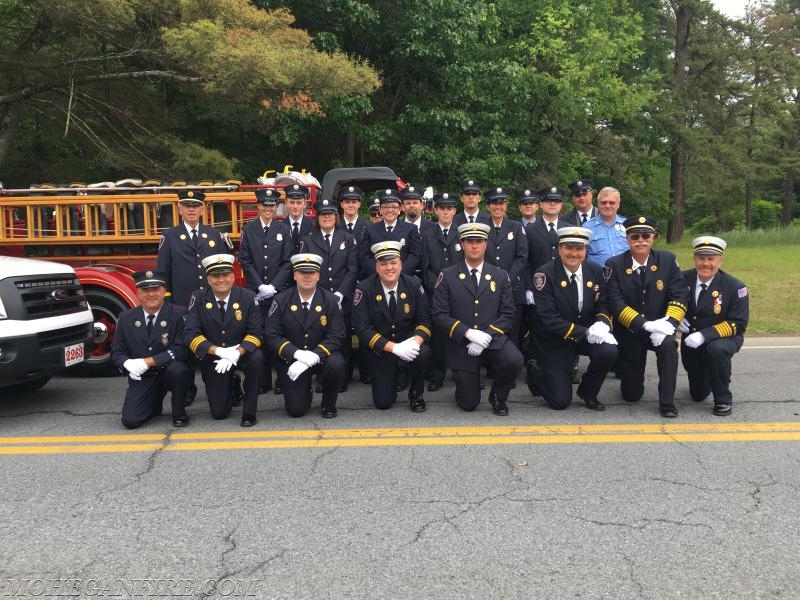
xmin=352 ymin=241 xmax=432 ymax=412
xmin=265 ymin=254 xmax=347 ymax=418
xmin=679 ymin=236 xmax=749 ymax=416
xmin=359 ymin=188 xmax=423 ymax=279
xmin=184 ymin=254 xmax=264 ymax=426
xmin=530 ymin=228 xmax=618 ymax=411
xmin=112 ymin=270 xmax=193 ymax=429
xmin=603 ymin=217 xmax=689 ymax=418
xmin=431 ymin=223 xmax=523 ymax=415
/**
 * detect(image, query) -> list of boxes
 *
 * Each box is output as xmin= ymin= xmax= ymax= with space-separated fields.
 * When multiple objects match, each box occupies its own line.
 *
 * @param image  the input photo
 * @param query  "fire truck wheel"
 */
xmin=71 ymin=289 xmax=127 ymax=377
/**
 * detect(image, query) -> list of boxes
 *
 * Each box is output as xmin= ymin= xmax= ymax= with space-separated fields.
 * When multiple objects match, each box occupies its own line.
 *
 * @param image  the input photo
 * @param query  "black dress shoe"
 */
xmin=258 ymin=385 xmax=272 ymax=395
xmin=427 ymin=382 xmax=442 ymax=392
xmin=713 ymin=403 xmax=732 ymax=416
xmin=240 ymin=415 xmax=257 ymax=427
xmin=321 ymin=404 xmax=338 ymax=418
xmin=274 ymin=383 xmax=283 ymax=395
xmin=488 ymin=393 xmax=509 ymax=416
xmin=584 ymin=398 xmax=606 ymax=411
xmin=409 ymin=394 xmax=426 ymax=412
xmin=660 ymin=404 xmax=679 ymax=418
xmin=172 ymin=415 xmax=189 ymax=427
xmin=396 ymin=382 xmax=409 ymax=392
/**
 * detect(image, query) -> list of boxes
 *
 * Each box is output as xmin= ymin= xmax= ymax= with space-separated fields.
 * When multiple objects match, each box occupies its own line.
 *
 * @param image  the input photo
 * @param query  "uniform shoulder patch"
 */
xmin=435 ymin=272 xmax=444 ymax=289
xmin=738 ymin=287 xmax=748 ymax=298
xmin=603 ymin=266 xmax=613 ymax=281
xmin=268 ymin=300 xmax=279 ymax=317
xmin=188 ymin=294 xmax=196 ymax=310
xmin=353 ymin=288 xmax=363 ymax=306
xmin=419 ymin=284 xmax=425 ymax=296
xmin=534 ymin=272 xmax=546 ymax=291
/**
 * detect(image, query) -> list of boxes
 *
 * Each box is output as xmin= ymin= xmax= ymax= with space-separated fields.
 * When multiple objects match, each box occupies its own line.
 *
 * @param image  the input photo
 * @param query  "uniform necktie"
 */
xmin=697 ymin=282 xmax=708 ymax=304
xmin=347 ymin=222 xmax=354 ymax=233
xmin=146 ymin=314 xmax=154 ymax=335
xmin=469 ymin=215 xmax=475 ymax=224
xmin=581 ymin=213 xmax=588 ymax=224
xmin=190 ymin=228 xmax=198 ymax=245
xmin=388 ymin=290 xmax=396 ymax=317
xmin=471 ymin=268 xmax=479 ymax=291
xmin=548 ymin=222 xmax=557 ymax=244
xmin=324 ymin=233 xmax=331 ymax=249
xmin=302 ymin=301 xmax=309 ymax=312
xmin=442 ymin=228 xmax=448 ymax=237
xmin=263 ymin=225 xmax=269 ymax=236
xmin=386 ymin=225 xmax=393 ymax=234
xmin=292 ymin=221 xmax=300 ymax=247
xmin=217 ymin=300 xmax=225 ymax=320
xmin=569 ymin=273 xmax=579 ymax=305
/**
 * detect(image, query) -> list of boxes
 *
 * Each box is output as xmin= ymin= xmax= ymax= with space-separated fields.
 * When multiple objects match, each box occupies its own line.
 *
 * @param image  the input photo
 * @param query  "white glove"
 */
xmin=684 ymin=332 xmax=705 ymax=348
xmin=294 ymin=349 xmax=321 ymax=367
xmin=649 ymin=332 xmax=666 ymax=347
xmin=123 ymin=358 xmax=149 ymax=377
xmin=586 ymin=322 xmax=611 ymax=344
xmin=654 ymin=316 xmax=676 ymax=336
xmin=258 ymin=284 xmax=277 ymax=298
xmin=334 ymin=292 xmax=344 ymax=309
xmin=467 ymin=342 xmax=485 ymax=356
xmin=677 ymin=318 xmax=691 ymax=334
xmin=465 ymin=328 xmax=492 ymax=349
xmin=286 ymin=361 xmax=310 ymax=381
xmin=129 ymin=372 xmax=142 ymax=381
xmin=214 ymin=358 xmax=234 ymax=373
xmin=215 ymin=345 xmax=240 ymax=365
xmin=525 ymin=290 xmax=535 ymax=305
xmin=601 ymin=332 xmax=618 ymax=346
xmin=391 ymin=340 xmax=419 ymax=362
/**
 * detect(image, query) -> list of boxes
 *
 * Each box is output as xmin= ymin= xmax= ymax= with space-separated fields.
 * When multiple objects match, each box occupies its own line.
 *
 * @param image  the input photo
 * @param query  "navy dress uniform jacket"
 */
xmin=562 ymin=207 xmax=598 ymax=226
xmin=184 ymin=286 xmax=264 ymax=357
xmin=299 ymin=229 xmax=358 ymax=311
xmin=453 ymin=211 xmax=491 ymax=227
xmin=359 ymin=220 xmax=423 ymax=277
xmin=338 ymin=217 xmax=368 ymax=242
xmin=524 ymin=218 xmax=571 ymax=275
xmin=238 ymin=218 xmax=293 ymax=292
xmin=288 ymin=217 xmax=314 ymax=254
xmin=431 ymin=262 xmax=516 ymax=373
xmin=486 ymin=218 xmax=528 ymax=305
xmin=681 ymin=268 xmax=749 ymax=342
xmin=421 ymin=225 xmax=463 ymax=293
xmin=156 ymin=223 xmax=226 ymax=307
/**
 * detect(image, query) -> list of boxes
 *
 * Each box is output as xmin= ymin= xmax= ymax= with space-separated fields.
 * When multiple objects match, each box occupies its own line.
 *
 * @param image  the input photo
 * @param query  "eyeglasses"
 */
xmin=628 ymin=233 xmax=653 ymax=241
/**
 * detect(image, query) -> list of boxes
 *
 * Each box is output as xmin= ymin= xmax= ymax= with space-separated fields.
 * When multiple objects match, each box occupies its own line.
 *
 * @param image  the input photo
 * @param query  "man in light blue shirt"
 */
xmin=585 ymin=187 xmax=627 ymax=267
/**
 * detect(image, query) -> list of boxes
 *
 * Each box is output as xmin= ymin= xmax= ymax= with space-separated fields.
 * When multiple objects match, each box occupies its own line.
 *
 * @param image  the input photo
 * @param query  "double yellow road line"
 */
xmin=2 ymin=422 xmax=800 ymax=455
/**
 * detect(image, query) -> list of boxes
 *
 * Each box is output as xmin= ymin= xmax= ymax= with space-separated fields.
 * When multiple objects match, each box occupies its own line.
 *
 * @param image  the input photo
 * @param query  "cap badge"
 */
xmin=385 ymin=189 xmax=391 ymax=194
xmin=408 ymin=186 xmax=415 ymax=192
xmin=323 ymin=200 xmax=329 ymax=206
xmin=577 ymin=181 xmax=583 ymax=186
xmin=496 ymin=187 xmax=502 ymax=193
xmin=348 ymin=186 xmax=354 ymax=192
xmin=468 ymin=180 xmax=474 ymax=186
xmin=146 ymin=270 xmax=153 ymax=278
xmin=524 ymin=189 xmax=531 ymax=195
xmin=187 ymin=191 xmax=194 ymax=198
xmin=551 ymin=187 xmax=557 ymax=193
xmin=443 ymin=193 xmax=449 ymax=199
xmin=639 ymin=217 xmax=646 ymax=223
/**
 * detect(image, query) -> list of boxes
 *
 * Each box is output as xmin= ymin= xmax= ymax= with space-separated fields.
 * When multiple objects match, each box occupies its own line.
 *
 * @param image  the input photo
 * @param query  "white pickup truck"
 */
xmin=0 ymin=256 xmax=98 ymax=394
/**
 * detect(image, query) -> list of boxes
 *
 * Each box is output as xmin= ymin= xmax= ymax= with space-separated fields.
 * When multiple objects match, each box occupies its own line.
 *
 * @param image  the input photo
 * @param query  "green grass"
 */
xmin=662 ymin=239 xmax=800 ymax=335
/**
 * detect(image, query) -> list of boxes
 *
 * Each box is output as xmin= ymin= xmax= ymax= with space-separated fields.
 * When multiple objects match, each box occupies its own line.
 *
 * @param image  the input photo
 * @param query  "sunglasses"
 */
xmin=628 ymin=233 xmax=653 ymax=241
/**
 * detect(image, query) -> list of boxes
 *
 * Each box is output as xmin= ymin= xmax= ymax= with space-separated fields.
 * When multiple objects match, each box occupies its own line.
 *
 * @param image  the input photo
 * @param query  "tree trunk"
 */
xmin=0 ymin=104 xmax=21 ymax=170
xmin=668 ymin=144 xmax=686 ymax=242
xmin=782 ymin=168 xmax=795 ymax=226
xmin=346 ymin=128 xmax=355 ymax=167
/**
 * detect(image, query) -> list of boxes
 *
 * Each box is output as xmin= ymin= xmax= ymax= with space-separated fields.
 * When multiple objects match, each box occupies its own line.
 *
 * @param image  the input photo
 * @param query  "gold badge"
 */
xmin=656 ymin=280 xmax=664 ymax=291
xmin=201 ymin=232 xmax=208 ymax=238
xmin=561 ymin=280 xmax=568 ymax=288
xmin=586 ymin=281 xmax=593 ymax=288
xmin=490 ymin=281 xmax=497 ymax=292
xmin=232 ymin=303 xmax=240 ymax=310
xmin=290 ymin=304 xmax=298 ymax=311
xmin=315 ymin=305 xmax=322 ymax=312
xmin=403 ymin=303 xmax=411 ymax=314
xmin=180 ymin=234 xmax=186 ymax=240
xmin=321 ymin=315 xmax=328 ymax=326
xmin=134 ymin=320 xmax=141 ymax=327
xmin=713 ymin=304 xmax=721 ymax=315
xmin=400 ymin=292 xmax=407 ymax=300
xmin=485 ymin=274 xmax=491 ymax=281
xmin=459 ymin=273 xmax=466 ymax=280
xmin=376 ymin=294 xmax=383 ymax=302
xmin=205 ymin=302 xmax=213 ymax=309
xmin=650 ymin=265 xmax=657 ymax=272
xmin=209 ymin=240 xmax=215 ymax=248
xmin=711 ymin=290 xmax=719 ymax=298
xmin=625 ymin=268 xmax=633 ymax=275
xmin=235 ymin=309 xmax=242 ymax=321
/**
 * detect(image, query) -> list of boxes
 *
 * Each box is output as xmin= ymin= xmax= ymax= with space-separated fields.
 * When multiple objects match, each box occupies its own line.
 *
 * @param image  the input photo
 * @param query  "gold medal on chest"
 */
xmin=321 ymin=315 xmax=328 ymax=326
xmin=656 ymin=280 xmax=664 ymax=291
xmin=490 ymin=281 xmax=497 ymax=292
xmin=403 ymin=303 xmax=411 ymax=314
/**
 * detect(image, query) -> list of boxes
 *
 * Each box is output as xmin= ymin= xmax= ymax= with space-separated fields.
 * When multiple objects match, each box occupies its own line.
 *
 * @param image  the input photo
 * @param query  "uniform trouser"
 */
xmin=121 ymin=362 xmax=193 ymax=429
xmin=509 ymin=305 xmax=525 ymax=352
xmin=200 ymin=349 xmax=263 ymax=419
xmin=364 ymin=344 xmax=431 ymax=410
xmin=453 ymin=342 xmax=523 ymax=412
xmin=681 ymin=336 xmax=742 ymax=405
xmin=259 ymin=304 xmax=274 ymax=390
xmin=534 ymin=339 xmax=618 ymax=410
xmin=617 ymin=332 xmax=678 ymax=406
xmin=342 ymin=312 xmax=354 ymax=382
xmin=427 ymin=323 xmax=447 ymax=386
xmin=276 ymin=353 xmax=346 ymax=417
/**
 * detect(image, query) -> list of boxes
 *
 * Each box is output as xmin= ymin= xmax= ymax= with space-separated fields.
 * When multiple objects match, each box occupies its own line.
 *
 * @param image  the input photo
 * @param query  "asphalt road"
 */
xmin=1 ymin=337 xmax=799 ymax=599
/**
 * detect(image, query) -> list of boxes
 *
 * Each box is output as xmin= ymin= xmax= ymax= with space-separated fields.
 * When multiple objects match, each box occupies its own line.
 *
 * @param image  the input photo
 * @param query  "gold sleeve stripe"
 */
xmin=368 ymin=333 xmax=382 ymax=350
xmin=317 ymin=344 xmax=331 ymax=356
xmin=278 ymin=341 xmax=290 ymax=357
xmin=189 ymin=335 xmax=207 ymax=354
xmin=416 ymin=325 xmax=432 ymax=337
xmin=489 ymin=325 xmax=505 ymax=335
xmin=563 ymin=323 xmax=575 ymax=340
xmin=665 ymin=302 xmax=686 ymax=321
xmin=596 ymin=312 xmax=613 ymax=326
xmin=619 ymin=307 xmax=639 ymax=329
xmin=244 ymin=335 xmax=261 ymax=348
xmin=714 ymin=322 xmax=735 ymax=337
xmin=449 ymin=320 xmax=461 ymax=338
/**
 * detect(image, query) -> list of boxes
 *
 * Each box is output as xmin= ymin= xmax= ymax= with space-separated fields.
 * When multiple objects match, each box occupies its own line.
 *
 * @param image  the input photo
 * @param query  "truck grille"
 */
xmin=13 ymin=276 xmax=89 ymax=319
xmin=37 ymin=323 xmax=92 ymax=349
